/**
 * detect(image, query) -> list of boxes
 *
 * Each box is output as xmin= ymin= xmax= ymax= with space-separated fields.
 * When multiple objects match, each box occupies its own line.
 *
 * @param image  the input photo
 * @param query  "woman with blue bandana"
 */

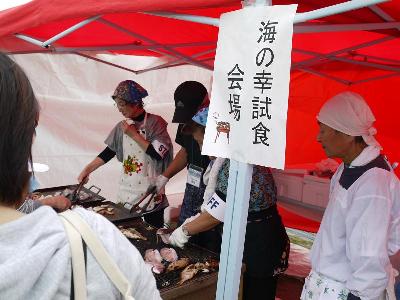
xmin=78 ymin=80 xmax=173 ymax=228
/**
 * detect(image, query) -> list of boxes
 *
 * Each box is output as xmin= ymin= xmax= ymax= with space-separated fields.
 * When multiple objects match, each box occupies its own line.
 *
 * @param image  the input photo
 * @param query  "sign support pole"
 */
xmin=215 ymin=2 xmax=271 ymax=299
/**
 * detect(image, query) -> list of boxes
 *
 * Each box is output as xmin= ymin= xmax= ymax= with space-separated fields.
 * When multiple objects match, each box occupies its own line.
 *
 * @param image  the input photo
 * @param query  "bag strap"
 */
xmin=70 ymin=241 xmax=88 ymax=300
xmin=60 ymin=210 xmax=135 ymax=300
xmin=60 ymin=216 xmax=87 ymax=300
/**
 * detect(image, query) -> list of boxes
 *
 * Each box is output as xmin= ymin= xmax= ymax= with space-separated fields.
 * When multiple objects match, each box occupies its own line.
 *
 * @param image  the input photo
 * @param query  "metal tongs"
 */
xmin=71 ymin=179 xmax=86 ymax=204
xmin=130 ymin=185 xmax=157 ymax=214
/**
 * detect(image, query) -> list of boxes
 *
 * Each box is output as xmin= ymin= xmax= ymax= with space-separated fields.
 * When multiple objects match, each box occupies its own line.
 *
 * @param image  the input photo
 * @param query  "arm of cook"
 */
xmin=168 ymin=208 xmax=222 ymax=249
xmin=184 ymin=192 xmax=226 ymax=236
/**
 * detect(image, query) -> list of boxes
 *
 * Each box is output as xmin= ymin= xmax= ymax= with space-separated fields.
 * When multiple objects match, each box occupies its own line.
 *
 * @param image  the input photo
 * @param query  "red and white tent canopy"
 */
xmin=0 ymin=0 xmax=399 ymax=171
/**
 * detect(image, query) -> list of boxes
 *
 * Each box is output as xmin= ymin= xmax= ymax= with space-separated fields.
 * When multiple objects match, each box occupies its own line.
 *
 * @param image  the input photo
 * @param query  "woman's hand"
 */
xmin=78 ymin=170 xmax=90 ymax=184
xmin=40 ymin=195 xmax=71 ymax=212
xmin=121 ymin=120 xmax=140 ymax=139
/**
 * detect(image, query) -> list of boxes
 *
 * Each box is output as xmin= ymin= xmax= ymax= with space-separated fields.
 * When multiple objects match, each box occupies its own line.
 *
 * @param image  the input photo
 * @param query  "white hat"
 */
xmin=317 ymin=91 xmax=381 ymax=149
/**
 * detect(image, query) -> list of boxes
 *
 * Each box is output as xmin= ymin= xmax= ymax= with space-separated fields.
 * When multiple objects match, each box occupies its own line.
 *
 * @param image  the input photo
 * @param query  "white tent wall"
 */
xmin=13 ymin=53 xmax=212 ymax=203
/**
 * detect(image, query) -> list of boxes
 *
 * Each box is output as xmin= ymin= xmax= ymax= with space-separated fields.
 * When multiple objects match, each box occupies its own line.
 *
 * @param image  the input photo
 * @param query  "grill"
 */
xmin=117 ymin=219 xmax=219 ymax=291
xmin=34 ymin=184 xmax=105 ymax=205
xmin=34 ymin=185 xmax=221 ymax=298
xmin=33 ymin=184 xmax=166 ymax=224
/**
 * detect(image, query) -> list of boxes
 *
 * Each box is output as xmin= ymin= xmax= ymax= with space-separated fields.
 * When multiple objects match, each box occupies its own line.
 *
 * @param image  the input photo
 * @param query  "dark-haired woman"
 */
xmin=0 ymin=53 xmax=161 ymax=299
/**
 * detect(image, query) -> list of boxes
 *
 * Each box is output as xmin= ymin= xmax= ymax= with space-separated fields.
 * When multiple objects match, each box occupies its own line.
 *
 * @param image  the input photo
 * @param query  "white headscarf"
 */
xmin=317 ymin=91 xmax=382 ymax=149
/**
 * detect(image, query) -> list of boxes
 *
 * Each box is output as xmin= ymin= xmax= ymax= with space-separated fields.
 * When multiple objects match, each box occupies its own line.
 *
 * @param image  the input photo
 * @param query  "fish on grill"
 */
xmin=166 ymin=257 xmax=190 ymax=272
xmin=118 ymin=227 xmax=147 ymax=240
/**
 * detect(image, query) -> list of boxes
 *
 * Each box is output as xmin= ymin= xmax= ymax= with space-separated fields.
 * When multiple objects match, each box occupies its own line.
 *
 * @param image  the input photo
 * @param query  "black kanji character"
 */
xmin=252 ymin=122 xmax=270 ymax=146
xmin=252 ymin=96 xmax=272 ymax=119
xmin=227 ymin=64 xmax=244 ymax=90
xmin=254 ymin=70 xmax=273 ymax=93
xmin=256 ymin=48 xmax=274 ymax=67
xmin=257 ymin=20 xmax=279 ymax=44
xmin=228 ymin=94 xmax=241 ymax=121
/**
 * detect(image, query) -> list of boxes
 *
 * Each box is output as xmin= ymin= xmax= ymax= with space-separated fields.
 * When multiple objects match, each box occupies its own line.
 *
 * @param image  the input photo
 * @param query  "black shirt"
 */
xmin=175 ymin=124 xmax=210 ymax=172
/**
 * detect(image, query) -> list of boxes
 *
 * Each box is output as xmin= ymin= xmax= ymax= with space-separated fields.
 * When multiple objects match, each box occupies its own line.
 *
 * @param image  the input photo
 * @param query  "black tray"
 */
xmin=34 ymin=184 xmax=105 ymax=206
xmin=117 ymin=219 xmax=219 ymax=290
xmin=34 ymin=185 xmax=168 ymax=224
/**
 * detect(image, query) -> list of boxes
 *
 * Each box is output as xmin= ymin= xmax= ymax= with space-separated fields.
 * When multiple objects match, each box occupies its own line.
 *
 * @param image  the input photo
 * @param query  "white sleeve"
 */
xmin=151 ymin=139 xmax=169 ymax=159
xmin=345 ymin=171 xmax=393 ymax=299
xmin=203 ymin=192 xmax=226 ymax=222
xmin=73 ymin=207 xmax=161 ymax=300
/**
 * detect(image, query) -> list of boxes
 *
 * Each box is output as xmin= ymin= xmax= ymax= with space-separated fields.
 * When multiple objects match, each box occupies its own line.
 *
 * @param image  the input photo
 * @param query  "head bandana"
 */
xmin=112 ymin=80 xmax=148 ymax=104
xmin=317 ymin=91 xmax=381 ymax=149
xmin=192 ymin=107 xmax=209 ymax=126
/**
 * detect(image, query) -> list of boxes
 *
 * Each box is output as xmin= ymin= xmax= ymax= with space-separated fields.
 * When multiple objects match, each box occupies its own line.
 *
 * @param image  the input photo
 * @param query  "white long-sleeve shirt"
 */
xmin=0 ymin=206 xmax=161 ymax=300
xmin=310 ymin=146 xmax=400 ymax=300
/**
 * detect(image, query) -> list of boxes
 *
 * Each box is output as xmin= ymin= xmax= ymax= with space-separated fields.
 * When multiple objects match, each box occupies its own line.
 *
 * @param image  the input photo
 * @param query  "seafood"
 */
xmin=178 ymin=264 xmax=199 ymax=285
xmin=118 ymin=227 xmax=147 ymax=240
xmin=166 ymin=257 xmax=190 ymax=272
xmin=144 ymin=249 xmax=163 ymax=263
xmin=91 ymin=204 xmax=115 ymax=216
xmin=177 ymin=260 xmax=219 ymax=284
xmin=205 ymin=259 xmax=219 ymax=270
xmin=144 ymin=249 xmax=165 ymax=274
xmin=160 ymin=248 xmax=178 ymax=262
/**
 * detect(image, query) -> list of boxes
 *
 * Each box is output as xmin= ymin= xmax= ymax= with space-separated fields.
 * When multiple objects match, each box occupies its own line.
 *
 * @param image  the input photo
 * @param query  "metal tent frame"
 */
xmin=8 ymin=1 xmax=394 ymax=299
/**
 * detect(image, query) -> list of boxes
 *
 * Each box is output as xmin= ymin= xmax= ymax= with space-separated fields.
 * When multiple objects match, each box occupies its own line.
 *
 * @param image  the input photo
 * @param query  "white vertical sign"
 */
xmin=202 ymin=5 xmax=297 ymax=169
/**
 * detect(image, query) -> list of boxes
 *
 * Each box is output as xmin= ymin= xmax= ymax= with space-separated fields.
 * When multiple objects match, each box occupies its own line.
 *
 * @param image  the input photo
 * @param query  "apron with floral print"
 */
xmin=117 ymin=114 xmax=156 ymax=208
xmin=301 ymin=270 xmax=391 ymax=300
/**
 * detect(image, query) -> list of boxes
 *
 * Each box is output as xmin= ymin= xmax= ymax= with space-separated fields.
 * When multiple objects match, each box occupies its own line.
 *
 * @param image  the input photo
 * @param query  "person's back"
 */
xmin=0 ymin=52 xmax=161 ymax=300
xmin=0 ymin=206 xmax=161 ymax=299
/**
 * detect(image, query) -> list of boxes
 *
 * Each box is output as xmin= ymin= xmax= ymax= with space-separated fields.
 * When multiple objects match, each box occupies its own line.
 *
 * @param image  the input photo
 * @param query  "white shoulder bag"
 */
xmin=59 ymin=210 xmax=135 ymax=300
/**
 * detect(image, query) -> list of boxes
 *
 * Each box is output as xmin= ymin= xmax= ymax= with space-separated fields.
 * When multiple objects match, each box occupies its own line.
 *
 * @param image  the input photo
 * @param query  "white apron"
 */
xmin=117 ymin=114 xmax=157 ymax=209
xmin=301 ymin=270 xmax=394 ymax=300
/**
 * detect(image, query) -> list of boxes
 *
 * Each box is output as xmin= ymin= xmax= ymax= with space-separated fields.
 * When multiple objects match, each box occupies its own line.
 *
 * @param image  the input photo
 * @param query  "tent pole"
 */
xmin=42 ymin=15 xmax=101 ymax=47
xmin=15 ymin=16 xmax=101 ymax=48
xmin=369 ymin=5 xmax=398 ymax=24
xmin=51 ymin=41 xmax=216 ymax=53
xmin=292 ymin=35 xmax=395 ymax=69
xmin=136 ymin=48 xmax=215 ymax=74
xmin=97 ymin=18 xmax=213 ymax=70
xmin=298 ymin=67 xmax=352 ymax=85
xmin=330 ymin=56 xmax=400 ymax=73
xmin=15 ymin=34 xmax=44 ymax=47
xmin=352 ymin=72 xmax=400 ymax=84
xmin=294 ymin=22 xmax=400 ymax=33
xmin=74 ymin=52 xmax=138 ymax=74
xmin=145 ymin=0 xmax=388 ymax=27
xmin=293 ymin=48 xmax=400 ymax=73
xmin=293 ymin=0 xmax=388 ymax=24
xmin=214 ymin=0 xmax=266 ymax=298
